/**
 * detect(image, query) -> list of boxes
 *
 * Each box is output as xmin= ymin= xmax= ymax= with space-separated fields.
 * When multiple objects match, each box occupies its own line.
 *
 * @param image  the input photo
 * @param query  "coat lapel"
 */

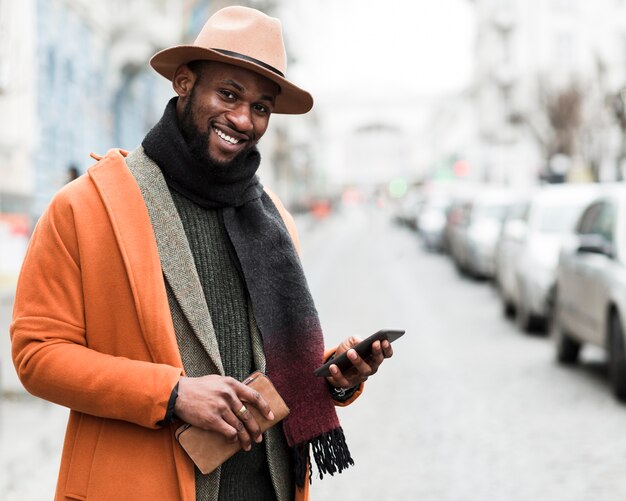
xmin=125 ymin=147 xmax=225 ymax=376
xmin=87 ymin=149 xmax=182 ymax=368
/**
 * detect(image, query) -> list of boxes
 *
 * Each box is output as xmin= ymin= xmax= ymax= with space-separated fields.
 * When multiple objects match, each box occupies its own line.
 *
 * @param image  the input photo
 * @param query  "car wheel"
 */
xmin=544 ymin=286 xmax=556 ymax=334
xmin=502 ymin=295 xmax=515 ymax=319
xmin=516 ymin=294 xmax=538 ymax=333
xmin=555 ymin=330 xmax=581 ymax=364
xmin=608 ymin=313 xmax=626 ymax=402
xmin=553 ymin=303 xmax=581 ymax=364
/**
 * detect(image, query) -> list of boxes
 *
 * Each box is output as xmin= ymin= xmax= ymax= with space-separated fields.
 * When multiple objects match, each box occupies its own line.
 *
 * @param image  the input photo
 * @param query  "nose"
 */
xmin=226 ymin=104 xmax=253 ymax=133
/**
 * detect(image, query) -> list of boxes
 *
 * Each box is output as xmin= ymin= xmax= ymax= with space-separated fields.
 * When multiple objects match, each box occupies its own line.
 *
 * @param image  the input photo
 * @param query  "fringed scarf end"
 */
xmin=293 ymin=427 xmax=354 ymax=487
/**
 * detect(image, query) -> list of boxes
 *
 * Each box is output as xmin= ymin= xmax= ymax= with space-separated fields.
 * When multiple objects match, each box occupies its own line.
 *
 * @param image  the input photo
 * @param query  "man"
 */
xmin=10 ymin=6 xmax=392 ymax=501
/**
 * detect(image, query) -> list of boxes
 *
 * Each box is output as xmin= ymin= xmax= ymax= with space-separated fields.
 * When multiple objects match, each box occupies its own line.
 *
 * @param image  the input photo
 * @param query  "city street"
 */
xmin=3 ymin=206 xmax=626 ymax=500
xmin=302 ymin=206 xmax=626 ymax=501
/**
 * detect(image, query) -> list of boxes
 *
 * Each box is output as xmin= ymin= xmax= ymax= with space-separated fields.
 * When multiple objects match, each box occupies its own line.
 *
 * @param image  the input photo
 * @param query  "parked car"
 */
xmin=448 ymin=187 xmax=514 ymax=278
xmin=498 ymin=183 xmax=602 ymax=333
xmin=552 ymin=184 xmax=626 ymax=400
xmin=494 ymin=197 xmax=530 ymax=316
xmin=394 ymin=190 xmax=423 ymax=230
xmin=442 ymin=196 xmax=469 ymax=256
xmin=416 ymin=194 xmax=451 ymax=251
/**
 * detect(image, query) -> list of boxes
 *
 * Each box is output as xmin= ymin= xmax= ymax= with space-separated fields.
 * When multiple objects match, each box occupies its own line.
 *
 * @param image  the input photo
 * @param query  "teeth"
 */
xmin=214 ymin=128 xmax=239 ymax=145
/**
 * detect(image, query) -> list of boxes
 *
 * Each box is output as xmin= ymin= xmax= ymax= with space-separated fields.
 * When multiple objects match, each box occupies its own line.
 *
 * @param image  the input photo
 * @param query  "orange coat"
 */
xmin=11 ymin=149 xmax=360 ymax=501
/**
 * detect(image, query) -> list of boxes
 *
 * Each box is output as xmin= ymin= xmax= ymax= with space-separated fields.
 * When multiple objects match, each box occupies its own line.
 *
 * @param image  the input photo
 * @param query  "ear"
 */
xmin=172 ymin=64 xmax=197 ymax=98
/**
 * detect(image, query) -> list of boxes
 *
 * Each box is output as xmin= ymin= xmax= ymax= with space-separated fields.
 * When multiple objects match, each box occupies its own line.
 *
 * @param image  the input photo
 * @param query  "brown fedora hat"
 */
xmin=150 ymin=6 xmax=313 ymax=115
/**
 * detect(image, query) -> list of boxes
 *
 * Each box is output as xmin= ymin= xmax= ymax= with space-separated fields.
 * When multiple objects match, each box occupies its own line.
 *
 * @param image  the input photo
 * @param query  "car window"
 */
xmin=576 ymin=203 xmax=601 ymax=234
xmin=539 ymin=204 xmax=589 ymax=233
xmin=588 ymin=201 xmax=616 ymax=243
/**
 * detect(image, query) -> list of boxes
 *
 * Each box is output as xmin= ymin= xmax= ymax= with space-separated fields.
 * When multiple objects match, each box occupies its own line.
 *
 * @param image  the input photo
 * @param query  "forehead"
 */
xmin=199 ymin=61 xmax=280 ymax=97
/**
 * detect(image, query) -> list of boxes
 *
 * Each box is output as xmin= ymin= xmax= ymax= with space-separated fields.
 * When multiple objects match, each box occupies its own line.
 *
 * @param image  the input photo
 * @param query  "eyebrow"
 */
xmin=220 ymin=79 xmax=276 ymax=104
xmin=221 ymin=79 xmax=244 ymax=92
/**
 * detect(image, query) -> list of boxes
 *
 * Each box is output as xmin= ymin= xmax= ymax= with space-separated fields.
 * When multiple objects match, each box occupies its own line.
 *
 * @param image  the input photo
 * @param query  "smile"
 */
xmin=213 ymin=128 xmax=240 ymax=145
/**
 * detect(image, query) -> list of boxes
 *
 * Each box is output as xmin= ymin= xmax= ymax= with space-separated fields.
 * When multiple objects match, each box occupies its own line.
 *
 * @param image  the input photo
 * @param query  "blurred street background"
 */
xmin=5 ymin=0 xmax=626 ymax=499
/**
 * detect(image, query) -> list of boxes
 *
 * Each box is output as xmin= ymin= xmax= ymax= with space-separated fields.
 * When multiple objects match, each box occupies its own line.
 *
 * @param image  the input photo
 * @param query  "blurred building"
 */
xmin=32 ymin=0 xmax=181 ymax=217
xmin=420 ymin=90 xmax=478 ymax=184
xmin=311 ymin=95 xmax=430 ymax=193
xmin=468 ymin=0 xmax=626 ymax=186
xmin=0 ymin=0 xmax=37 ymax=217
xmin=274 ymin=0 xmax=479 ymax=202
xmin=0 ymin=0 xmax=182 ymax=222
xmin=0 ymin=0 xmax=38 ymax=291
xmin=0 ymin=0 xmax=183 ymax=290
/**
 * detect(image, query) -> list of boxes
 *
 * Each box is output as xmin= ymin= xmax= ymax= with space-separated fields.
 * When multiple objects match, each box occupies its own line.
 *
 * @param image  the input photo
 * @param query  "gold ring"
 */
xmin=237 ymin=405 xmax=248 ymax=418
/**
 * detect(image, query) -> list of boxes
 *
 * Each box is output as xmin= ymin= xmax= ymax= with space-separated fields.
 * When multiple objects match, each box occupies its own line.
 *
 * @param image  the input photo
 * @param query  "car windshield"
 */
xmin=538 ymin=205 xmax=583 ymax=232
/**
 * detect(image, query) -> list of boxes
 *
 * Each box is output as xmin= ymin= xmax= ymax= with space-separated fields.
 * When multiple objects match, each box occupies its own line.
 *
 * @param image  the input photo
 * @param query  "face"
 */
xmin=174 ymin=61 xmax=280 ymax=166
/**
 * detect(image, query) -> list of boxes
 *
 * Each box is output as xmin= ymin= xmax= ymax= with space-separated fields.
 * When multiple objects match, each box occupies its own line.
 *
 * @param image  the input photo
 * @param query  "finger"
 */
xmin=369 ymin=341 xmax=385 ymax=365
xmin=209 ymin=413 xmax=242 ymax=445
xmin=347 ymin=348 xmax=374 ymax=377
xmin=348 ymin=336 xmax=363 ymax=348
xmin=327 ymin=363 xmax=352 ymax=388
xmin=237 ymin=384 xmax=275 ymax=421
xmin=224 ymin=408 xmax=254 ymax=451
xmin=336 ymin=336 xmax=363 ymax=357
xmin=234 ymin=402 xmax=263 ymax=444
xmin=382 ymin=339 xmax=394 ymax=358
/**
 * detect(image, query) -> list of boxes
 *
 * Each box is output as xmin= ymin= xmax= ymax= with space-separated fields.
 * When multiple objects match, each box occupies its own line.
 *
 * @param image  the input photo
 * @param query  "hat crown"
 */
xmin=194 ymin=6 xmax=287 ymax=76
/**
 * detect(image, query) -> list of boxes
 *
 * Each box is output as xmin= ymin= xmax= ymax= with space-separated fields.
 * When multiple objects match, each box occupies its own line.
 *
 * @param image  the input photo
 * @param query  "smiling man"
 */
xmin=10 ymin=6 xmax=392 ymax=501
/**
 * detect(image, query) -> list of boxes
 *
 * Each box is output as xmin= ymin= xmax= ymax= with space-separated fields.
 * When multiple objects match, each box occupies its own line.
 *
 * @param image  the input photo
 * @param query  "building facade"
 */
xmin=0 ymin=0 xmax=183 ymax=290
xmin=469 ymin=0 xmax=626 ymax=186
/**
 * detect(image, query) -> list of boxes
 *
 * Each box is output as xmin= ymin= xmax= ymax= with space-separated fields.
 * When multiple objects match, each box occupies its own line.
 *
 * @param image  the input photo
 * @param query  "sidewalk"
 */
xmin=0 ymin=394 xmax=67 ymax=500
xmin=1 ymin=288 xmax=67 ymax=500
xmin=1 ymin=292 xmax=23 ymax=394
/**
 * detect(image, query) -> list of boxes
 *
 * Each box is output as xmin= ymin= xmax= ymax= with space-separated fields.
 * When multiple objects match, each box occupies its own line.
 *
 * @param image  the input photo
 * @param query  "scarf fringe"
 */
xmin=293 ymin=427 xmax=354 ymax=488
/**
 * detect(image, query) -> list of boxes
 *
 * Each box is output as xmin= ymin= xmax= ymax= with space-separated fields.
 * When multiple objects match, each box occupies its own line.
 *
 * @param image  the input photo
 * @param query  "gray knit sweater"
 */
xmin=170 ymin=189 xmax=276 ymax=501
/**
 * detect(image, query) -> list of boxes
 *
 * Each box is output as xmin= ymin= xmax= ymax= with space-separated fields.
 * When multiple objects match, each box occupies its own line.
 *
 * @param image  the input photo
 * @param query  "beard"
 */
xmin=178 ymin=89 xmax=250 ymax=171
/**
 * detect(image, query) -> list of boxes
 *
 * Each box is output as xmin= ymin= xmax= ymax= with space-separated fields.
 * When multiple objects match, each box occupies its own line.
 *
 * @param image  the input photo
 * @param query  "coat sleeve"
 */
xmin=10 ymin=188 xmax=182 ymax=429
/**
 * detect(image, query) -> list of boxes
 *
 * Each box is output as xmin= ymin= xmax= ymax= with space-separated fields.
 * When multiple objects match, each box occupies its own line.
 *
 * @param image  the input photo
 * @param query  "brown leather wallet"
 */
xmin=175 ymin=371 xmax=290 ymax=474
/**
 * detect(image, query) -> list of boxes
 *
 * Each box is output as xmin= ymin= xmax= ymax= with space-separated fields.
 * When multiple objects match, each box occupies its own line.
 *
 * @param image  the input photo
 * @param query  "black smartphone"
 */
xmin=313 ymin=329 xmax=405 ymax=377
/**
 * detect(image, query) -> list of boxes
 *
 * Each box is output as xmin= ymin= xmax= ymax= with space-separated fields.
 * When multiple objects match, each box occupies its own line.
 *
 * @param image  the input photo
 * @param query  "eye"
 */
xmin=253 ymin=103 xmax=271 ymax=115
xmin=219 ymin=89 xmax=237 ymax=101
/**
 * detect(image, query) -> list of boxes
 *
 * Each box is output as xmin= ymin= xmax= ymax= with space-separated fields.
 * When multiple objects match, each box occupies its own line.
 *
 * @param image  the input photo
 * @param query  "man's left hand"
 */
xmin=326 ymin=336 xmax=393 ymax=390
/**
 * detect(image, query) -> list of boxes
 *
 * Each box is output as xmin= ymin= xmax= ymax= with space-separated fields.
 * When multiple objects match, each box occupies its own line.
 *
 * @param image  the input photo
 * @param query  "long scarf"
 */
xmin=142 ymin=98 xmax=353 ymax=486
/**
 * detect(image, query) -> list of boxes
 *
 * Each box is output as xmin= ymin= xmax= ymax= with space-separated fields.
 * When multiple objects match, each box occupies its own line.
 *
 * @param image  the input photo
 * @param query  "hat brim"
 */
xmin=150 ymin=46 xmax=313 ymax=115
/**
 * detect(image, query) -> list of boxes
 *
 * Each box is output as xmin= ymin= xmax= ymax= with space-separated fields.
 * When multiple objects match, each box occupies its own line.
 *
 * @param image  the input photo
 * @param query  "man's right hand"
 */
xmin=174 ymin=375 xmax=275 ymax=451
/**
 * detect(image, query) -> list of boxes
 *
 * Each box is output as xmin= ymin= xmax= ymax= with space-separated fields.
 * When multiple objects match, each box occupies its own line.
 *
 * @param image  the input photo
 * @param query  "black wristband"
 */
xmin=158 ymin=381 xmax=179 ymax=426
